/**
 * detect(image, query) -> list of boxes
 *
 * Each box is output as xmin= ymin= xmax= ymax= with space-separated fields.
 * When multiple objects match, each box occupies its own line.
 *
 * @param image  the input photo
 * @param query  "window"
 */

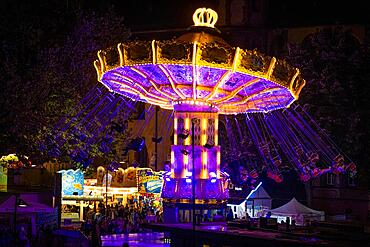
xmin=327 ymin=173 xmax=335 ymax=185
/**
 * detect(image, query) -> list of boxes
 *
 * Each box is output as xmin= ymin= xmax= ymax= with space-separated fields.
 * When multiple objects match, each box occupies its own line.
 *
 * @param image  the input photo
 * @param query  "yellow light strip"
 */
xmin=289 ymin=68 xmax=300 ymax=91
xmin=112 ymin=73 xmax=134 ymax=83
xmin=216 ymin=150 xmax=221 ymax=178
xmin=117 ymin=43 xmax=124 ymax=66
xmin=158 ymin=65 xmax=186 ymax=99
xmin=111 ymin=78 xmax=165 ymax=102
xmin=202 ymin=118 xmax=207 ymax=145
xmin=174 ymin=117 xmax=178 ymax=145
xmin=253 ymin=94 xmax=288 ymax=104
xmin=131 ymin=83 xmax=163 ymax=101
xmin=204 ymin=70 xmax=231 ymax=101
xmin=97 ymin=50 xmax=105 ymax=73
xmin=184 ymin=117 xmax=190 ymax=145
xmin=126 ymin=68 xmax=176 ymax=100
xmin=94 ymin=60 xmax=102 ymax=81
xmin=267 ymin=57 xmax=276 ymax=79
xmin=201 ymin=150 xmax=208 ymax=179
xmin=118 ymin=87 xmax=170 ymax=107
xmin=192 ymin=41 xmax=198 ymax=100
xmin=293 ymin=79 xmax=306 ymax=99
xmin=117 ymin=86 xmax=140 ymax=95
xmin=214 ymin=117 xmax=218 ymax=145
xmin=213 ymin=78 xmax=260 ymax=104
xmin=131 ymin=67 xmax=147 ymax=78
xmin=289 ymin=69 xmax=305 ymax=99
xmin=171 ymin=150 xmax=175 ymax=178
xmin=183 ymin=155 xmax=189 ymax=178
xmin=232 ymin=47 xmax=241 ymax=72
xmin=148 ymin=78 xmax=177 ymax=100
xmin=159 ymin=105 xmax=174 ymax=110
xmin=179 ymin=84 xmax=229 ymax=95
xmin=151 ymin=40 xmax=156 ymax=64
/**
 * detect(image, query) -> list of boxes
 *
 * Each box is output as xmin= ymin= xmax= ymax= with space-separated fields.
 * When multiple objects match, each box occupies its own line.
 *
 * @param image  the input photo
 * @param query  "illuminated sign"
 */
xmin=58 ymin=169 xmax=84 ymax=196
xmin=137 ymin=168 xmax=164 ymax=194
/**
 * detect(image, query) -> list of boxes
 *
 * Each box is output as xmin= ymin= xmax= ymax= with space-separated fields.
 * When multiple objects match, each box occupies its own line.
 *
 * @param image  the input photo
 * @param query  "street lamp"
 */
xmin=13 ymin=194 xmax=28 ymax=240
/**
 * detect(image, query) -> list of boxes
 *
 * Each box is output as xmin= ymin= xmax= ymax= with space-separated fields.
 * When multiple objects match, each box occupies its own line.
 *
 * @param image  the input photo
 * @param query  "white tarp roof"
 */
xmin=248 ymin=185 xmax=271 ymax=200
xmin=270 ymin=197 xmax=324 ymax=216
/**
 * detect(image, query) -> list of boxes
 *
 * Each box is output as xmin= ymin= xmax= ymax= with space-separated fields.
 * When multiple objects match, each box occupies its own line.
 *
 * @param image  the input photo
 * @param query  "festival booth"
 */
xmin=59 ymin=167 xmax=137 ymax=224
xmin=136 ymin=168 xmax=164 ymax=222
xmin=269 ymin=197 xmax=325 ymax=225
xmin=59 ymin=169 xmax=97 ymax=225
xmin=59 ymin=166 xmax=164 ymax=224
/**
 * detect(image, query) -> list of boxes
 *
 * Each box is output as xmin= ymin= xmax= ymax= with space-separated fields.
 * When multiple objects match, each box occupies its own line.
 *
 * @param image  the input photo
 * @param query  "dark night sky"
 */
xmin=1 ymin=0 xmax=369 ymax=31
xmin=110 ymin=0 xmax=370 ymax=28
xmin=267 ymin=0 xmax=370 ymax=27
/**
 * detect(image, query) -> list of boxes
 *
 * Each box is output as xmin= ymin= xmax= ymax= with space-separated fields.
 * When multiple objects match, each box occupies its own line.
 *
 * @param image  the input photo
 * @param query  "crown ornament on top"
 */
xmin=192 ymin=8 xmax=218 ymax=28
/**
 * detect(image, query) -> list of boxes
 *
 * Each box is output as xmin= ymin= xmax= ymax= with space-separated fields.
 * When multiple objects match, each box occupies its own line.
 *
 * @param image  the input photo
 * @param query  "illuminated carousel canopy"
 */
xmin=94 ymin=8 xmax=306 ymax=114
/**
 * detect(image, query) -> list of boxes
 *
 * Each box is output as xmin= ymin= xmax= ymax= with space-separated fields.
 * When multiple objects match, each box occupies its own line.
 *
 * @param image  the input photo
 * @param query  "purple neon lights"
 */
xmin=161 ymin=177 xmax=229 ymax=200
xmin=164 ymin=64 xmax=193 ymax=85
xmin=198 ymin=67 xmax=227 ymax=87
xmin=100 ymin=64 xmax=296 ymax=114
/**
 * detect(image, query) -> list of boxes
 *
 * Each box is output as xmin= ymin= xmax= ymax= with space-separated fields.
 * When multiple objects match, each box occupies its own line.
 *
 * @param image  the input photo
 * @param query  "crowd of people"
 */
xmin=80 ymin=195 xmax=163 ymax=246
xmin=0 ymin=223 xmax=48 ymax=247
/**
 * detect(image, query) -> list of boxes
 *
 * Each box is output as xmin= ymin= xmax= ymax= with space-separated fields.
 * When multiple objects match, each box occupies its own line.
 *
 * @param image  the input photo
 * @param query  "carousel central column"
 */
xmin=172 ymin=110 xmax=220 ymax=181
xmin=162 ymin=101 xmax=228 ymax=223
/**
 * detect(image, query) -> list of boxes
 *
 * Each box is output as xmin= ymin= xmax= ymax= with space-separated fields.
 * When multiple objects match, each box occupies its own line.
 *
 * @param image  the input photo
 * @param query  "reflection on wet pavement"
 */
xmin=101 ymin=232 xmax=170 ymax=247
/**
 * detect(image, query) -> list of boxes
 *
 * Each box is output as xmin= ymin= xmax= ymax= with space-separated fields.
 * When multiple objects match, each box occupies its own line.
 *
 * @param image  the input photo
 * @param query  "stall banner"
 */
xmin=111 ymin=168 xmax=124 ymax=187
xmin=58 ymin=169 xmax=84 ymax=196
xmin=123 ymin=167 xmax=137 ymax=187
xmin=137 ymin=168 xmax=163 ymax=194
xmin=96 ymin=166 xmax=105 ymax=186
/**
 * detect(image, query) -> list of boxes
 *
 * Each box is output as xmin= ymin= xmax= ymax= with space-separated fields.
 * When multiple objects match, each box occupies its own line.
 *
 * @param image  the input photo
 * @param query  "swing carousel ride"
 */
xmin=94 ymin=8 xmax=356 ymax=205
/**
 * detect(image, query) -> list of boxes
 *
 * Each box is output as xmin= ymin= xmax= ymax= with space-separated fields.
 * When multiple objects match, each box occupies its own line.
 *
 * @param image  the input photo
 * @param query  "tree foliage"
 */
xmin=0 ymin=2 xmax=131 ymax=165
xmin=286 ymin=27 xmax=370 ymax=184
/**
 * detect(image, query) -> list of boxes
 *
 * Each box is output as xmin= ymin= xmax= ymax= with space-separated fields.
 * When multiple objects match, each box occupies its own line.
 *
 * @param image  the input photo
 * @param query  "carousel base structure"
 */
xmin=162 ymin=200 xmax=227 ymax=224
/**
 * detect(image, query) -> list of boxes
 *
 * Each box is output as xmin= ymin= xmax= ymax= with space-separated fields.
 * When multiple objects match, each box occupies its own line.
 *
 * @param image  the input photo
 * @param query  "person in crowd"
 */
xmin=226 ymin=209 xmax=234 ymax=221
xmin=266 ymin=211 xmax=272 ymax=218
xmin=18 ymin=226 xmax=30 ymax=247
xmin=213 ymin=210 xmax=224 ymax=222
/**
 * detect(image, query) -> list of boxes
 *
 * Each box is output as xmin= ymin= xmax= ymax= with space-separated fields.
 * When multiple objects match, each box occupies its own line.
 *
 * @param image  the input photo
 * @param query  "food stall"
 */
xmin=59 ymin=166 xmax=165 ymax=223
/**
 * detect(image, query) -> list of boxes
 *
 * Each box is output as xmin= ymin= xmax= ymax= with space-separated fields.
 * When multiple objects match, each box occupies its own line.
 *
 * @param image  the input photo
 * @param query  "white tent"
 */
xmin=270 ymin=197 xmax=325 ymax=225
xmin=227 ymin=183 xmax=272 ymax=219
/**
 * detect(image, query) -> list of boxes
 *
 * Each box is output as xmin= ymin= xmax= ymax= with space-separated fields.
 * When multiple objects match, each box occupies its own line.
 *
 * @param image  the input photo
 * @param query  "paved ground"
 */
xmin=100 ymin=222 xmax=369 ymax=247
xmin=143 ymin=222 xmax=366 ymax=246
xmin=101 ymin=232 xmax=170 ymax=247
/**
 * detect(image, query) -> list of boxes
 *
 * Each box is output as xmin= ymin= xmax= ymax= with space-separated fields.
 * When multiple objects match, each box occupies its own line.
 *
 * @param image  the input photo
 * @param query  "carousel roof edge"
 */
xmin=94 ymin=40 xmax=305 ymax=100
